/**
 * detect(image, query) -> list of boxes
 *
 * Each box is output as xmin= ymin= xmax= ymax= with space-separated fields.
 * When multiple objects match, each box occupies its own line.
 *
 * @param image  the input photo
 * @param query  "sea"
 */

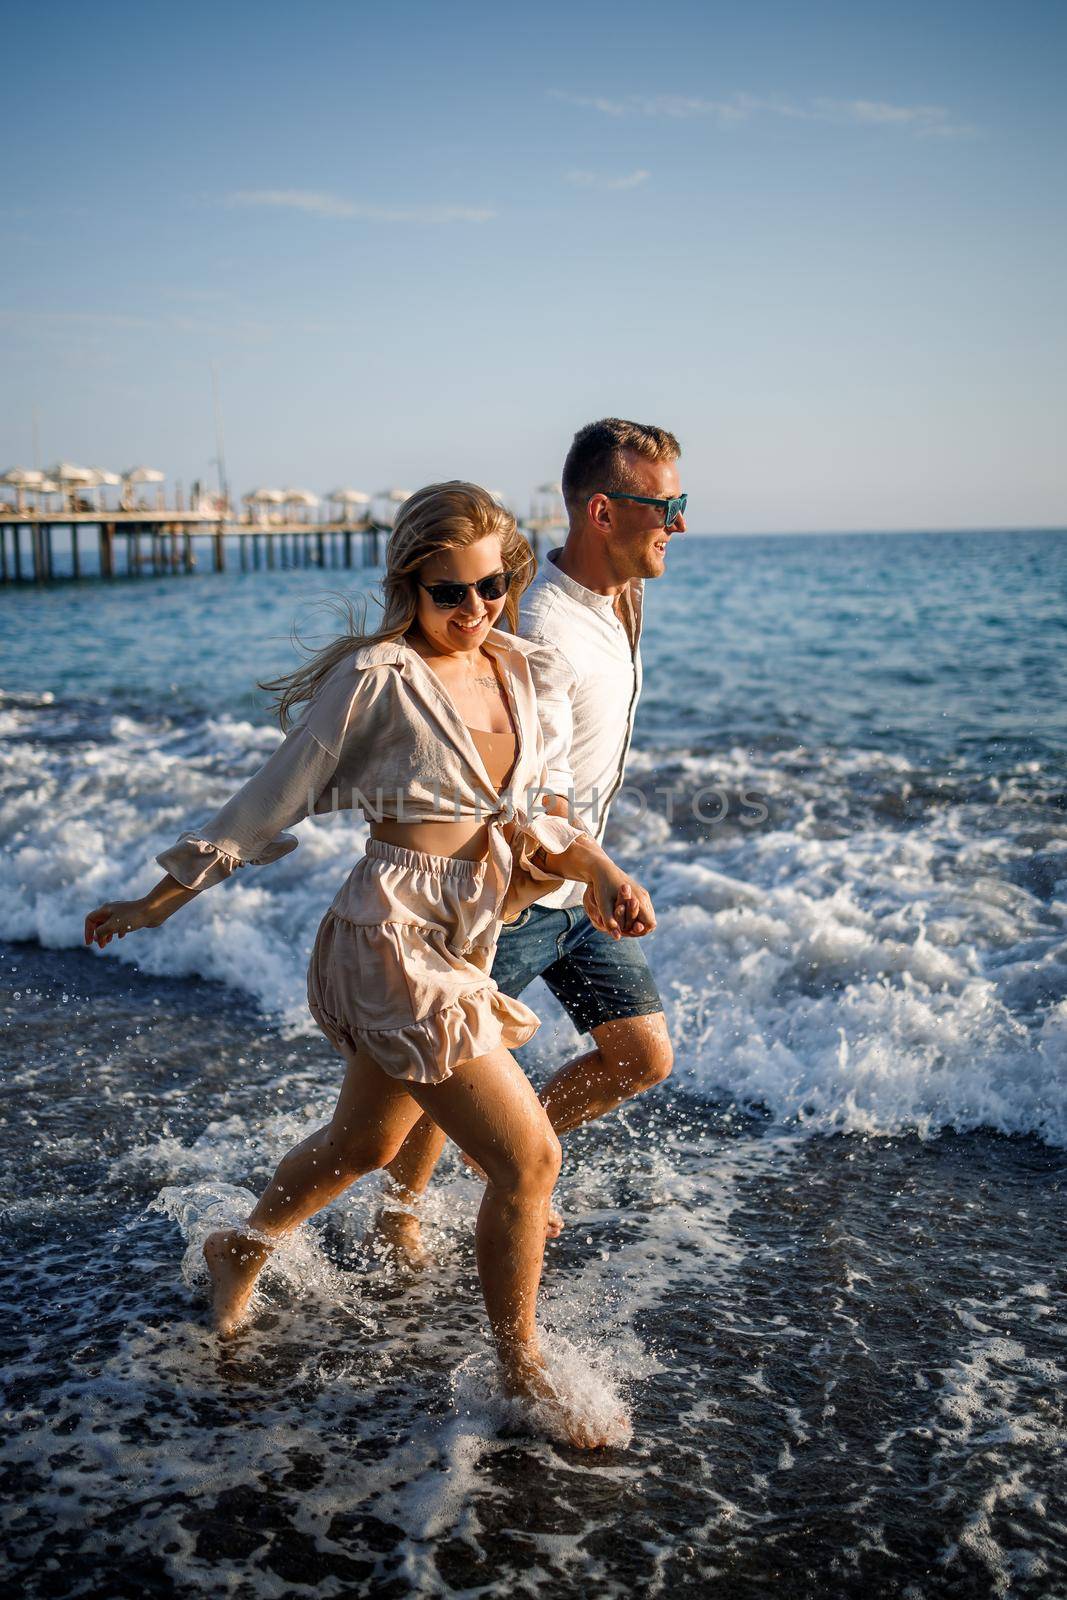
xmin=1 ymin=528 xmax=1065 ymax=1599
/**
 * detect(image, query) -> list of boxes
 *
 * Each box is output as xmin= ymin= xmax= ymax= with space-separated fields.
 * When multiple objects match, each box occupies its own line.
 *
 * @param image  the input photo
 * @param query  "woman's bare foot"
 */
xmin=203 ymin=1229 xmax=271 ymax=1335
xmin=370 ymin=1205 xmax=433 ymax=1270
xmin=501 ymin=1349 xmax=617 ymax=1450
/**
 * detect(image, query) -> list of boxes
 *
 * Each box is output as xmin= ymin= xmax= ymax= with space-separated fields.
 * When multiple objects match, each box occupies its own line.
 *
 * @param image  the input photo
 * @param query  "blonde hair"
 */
xmin=260 ymin=481 xmax=534 ymax=730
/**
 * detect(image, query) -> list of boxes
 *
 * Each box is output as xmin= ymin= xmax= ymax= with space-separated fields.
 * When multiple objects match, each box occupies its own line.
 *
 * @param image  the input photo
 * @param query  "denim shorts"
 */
xmin=490 ymin=902 xmax=664 ymax=1036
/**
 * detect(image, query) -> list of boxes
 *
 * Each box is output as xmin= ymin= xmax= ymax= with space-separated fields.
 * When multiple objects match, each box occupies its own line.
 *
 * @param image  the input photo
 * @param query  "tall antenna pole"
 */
xmin=211 ymin=363 xmax=229 ymax=508
xmin=31 ymin=405 xmax=40 ymax=471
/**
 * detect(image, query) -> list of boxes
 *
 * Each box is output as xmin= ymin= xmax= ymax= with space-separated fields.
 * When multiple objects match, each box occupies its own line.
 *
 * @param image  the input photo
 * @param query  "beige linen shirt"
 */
xmin=518 ymin=550 xmax=644 ymax=910
xmin=157 ymin=628 xmax=584 ymax=926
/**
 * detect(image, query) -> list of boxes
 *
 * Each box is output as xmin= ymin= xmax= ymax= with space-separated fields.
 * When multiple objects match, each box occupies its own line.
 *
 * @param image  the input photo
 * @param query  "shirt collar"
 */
xmin=479 ymin=626 xmax=521 ymax=659
xmin=543 ymin=547 xmax=641 ymax=616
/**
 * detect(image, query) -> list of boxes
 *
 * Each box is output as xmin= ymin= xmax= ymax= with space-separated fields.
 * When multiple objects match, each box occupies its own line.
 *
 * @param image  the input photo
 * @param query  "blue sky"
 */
xmin=2 ymin=0 xmax=1064 ymax=531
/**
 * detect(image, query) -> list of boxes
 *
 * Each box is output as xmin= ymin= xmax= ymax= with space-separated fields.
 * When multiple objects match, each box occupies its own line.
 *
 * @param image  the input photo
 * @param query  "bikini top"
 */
xmin=467 ymin=727 xmax=519 ymax=793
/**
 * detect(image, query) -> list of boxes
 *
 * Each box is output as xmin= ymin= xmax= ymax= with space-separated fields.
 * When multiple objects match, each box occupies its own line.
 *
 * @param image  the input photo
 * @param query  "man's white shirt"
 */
xmin=519 ymin=547 xmax=643 ymax=910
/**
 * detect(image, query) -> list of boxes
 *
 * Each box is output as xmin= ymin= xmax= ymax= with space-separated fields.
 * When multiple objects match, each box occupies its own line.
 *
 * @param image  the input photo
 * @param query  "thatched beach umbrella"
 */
xmin=46 ymin=462 xmax=97 ymax=512
xmin=242 ymin=487 xmax=287 ymax=526
xmin=0 ymin=467 xmax=45 ymax=513
xmin=88 ymin=468 xmax=120 ymax=511
xmin=282 ymin=488 xmax=320 ymax=524
xmin=120 ymin=466 xmax=165 ymax=511
xmin=325 ymin=489 xmax=370 ymax=522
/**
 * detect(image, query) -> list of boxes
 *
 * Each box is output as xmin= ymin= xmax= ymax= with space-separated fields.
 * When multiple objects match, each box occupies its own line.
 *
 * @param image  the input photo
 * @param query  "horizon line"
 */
xmin=679 ymin=523 xmax=1067 ymax=538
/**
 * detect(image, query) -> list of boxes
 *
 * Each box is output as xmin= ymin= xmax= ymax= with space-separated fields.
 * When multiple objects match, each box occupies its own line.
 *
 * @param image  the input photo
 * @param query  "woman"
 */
xmin=84 ymin=482 xmax=654 ymax=1448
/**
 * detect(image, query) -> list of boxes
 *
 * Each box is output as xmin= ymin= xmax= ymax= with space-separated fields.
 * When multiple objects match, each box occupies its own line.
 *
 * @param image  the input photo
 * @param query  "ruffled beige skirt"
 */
xmin=306 ymin=837 xmax=540 ymax=1084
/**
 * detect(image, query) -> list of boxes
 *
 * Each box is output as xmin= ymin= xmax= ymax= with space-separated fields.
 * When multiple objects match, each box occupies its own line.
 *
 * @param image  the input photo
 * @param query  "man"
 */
xmin=379 ymin=417 xmax=685 ymax=1258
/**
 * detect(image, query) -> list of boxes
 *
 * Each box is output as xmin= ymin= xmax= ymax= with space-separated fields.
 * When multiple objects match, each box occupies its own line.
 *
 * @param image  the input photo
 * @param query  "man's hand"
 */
xmin=584 ymin=872 xmax=656 ymax=939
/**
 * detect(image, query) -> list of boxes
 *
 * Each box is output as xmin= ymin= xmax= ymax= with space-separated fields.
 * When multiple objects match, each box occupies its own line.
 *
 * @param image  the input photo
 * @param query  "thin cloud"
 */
xmin=549 ymin=88 xmax=974 ymax=137
xmin=819 ymin=98 xmax=976 ymax=137
xmin=226 ymin=189 xmax=495 ymax=223
xmin=551 ymin=89 xmax=747 ymax=123
xmin=565 ymin=168 xmax=650 ymax=191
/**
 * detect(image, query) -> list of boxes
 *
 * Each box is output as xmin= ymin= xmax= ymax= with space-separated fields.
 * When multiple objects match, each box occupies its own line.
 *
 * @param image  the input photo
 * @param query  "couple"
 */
xmin=84 ymin=417 xmax=686 ymax=1448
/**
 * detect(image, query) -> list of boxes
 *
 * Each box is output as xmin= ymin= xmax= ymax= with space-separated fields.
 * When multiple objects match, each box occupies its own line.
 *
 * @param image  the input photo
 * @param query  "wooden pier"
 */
xmin=0 ymin=510 xmax=560 ymax=584
xmin=0 ymin=511 xmax=388 ymax=583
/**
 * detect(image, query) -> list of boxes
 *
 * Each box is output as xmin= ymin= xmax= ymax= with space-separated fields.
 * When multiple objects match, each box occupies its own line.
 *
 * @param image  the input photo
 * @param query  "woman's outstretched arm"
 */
xmin=84 ymin=713 xmax=338 ymax=948
xmin=84 ymin=874 xmax=201 ymax=948
xmin=84 ymin=664 xmax=363 ymax=947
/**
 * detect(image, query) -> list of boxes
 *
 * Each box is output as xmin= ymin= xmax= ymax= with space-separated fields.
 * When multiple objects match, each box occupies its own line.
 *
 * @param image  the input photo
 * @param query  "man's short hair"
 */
xmin=562 ymin=417 xmax=681 ymax=519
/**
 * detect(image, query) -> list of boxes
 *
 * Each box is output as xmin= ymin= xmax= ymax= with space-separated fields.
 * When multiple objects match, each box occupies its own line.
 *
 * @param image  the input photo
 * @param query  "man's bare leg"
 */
xmin=539 ymin=1011 xmax=673 ymax=1134
xmin=379 ymin=1010 xmax=673 ymax=1256
xmin=381 ymin=1112 xmax=564 ymax=1254
xmin=376 ymin=1116 xmax=447 ymax=1265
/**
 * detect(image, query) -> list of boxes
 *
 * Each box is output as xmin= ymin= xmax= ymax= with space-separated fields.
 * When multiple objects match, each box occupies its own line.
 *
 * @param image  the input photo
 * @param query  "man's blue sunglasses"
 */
xmin=602 ymin=491 xmax=687 ymax=529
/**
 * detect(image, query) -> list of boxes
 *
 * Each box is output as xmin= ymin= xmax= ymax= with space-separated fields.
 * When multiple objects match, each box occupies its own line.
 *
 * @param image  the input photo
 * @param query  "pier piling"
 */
xmin=0 ymin=507 xmax=553 ymax=585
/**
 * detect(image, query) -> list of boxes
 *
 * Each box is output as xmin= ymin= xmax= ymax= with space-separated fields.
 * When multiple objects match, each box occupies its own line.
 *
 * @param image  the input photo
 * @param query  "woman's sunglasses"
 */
xmin=417 ymin=570 xmax=514 ymax=610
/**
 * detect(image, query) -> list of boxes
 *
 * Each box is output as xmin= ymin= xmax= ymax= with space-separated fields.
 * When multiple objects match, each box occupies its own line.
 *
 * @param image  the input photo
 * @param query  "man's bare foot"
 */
xmin=203 ymin=1228 xmax=271 ymax=1335
xmin=370 ymin=1205 xmax=433 ymax=1270
xmin=501 ymin=1350 xmax=617 ymax=1450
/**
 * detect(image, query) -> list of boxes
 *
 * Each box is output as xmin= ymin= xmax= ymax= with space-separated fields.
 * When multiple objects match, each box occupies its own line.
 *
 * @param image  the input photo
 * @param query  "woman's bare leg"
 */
xmin=406 ymin=1048 xmax=615 ymax=1446
xmin=204 ymin=1043 xmax=424 ymax=1333
xmin=404 ymin=1047 xmax=560 ymax=1382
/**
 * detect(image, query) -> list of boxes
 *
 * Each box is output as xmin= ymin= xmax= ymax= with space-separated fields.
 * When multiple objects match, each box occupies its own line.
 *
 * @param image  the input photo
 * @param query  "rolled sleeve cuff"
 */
xmin=514 ymin=810 xmax=585 ymax=883
xmin=156 ymin=830 xmax=299 ymax=891
xmin=544 ymin=765 xmax=578 ymax=799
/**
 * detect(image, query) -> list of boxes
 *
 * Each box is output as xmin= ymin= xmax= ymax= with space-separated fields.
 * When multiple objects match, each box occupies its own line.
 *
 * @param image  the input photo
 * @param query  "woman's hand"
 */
xmin=584 ymin=869 xmax=656 ymax=940
xmin=84 ymin=897 xmax=161 ymax=949
xmin=84 ymin=875 xmax=201 ymax=948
